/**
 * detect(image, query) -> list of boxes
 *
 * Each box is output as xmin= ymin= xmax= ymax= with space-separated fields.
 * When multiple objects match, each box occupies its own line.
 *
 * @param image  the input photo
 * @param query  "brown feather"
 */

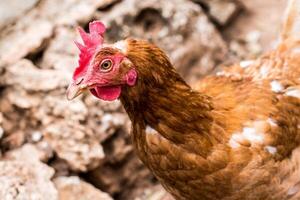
xmin=118 ymin=38 xmax=300 ymax=200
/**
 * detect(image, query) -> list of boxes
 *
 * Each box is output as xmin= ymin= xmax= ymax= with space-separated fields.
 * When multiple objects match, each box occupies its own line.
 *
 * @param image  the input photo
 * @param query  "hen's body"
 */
xmin=118 ymin=4 xmax=300 ymax=200
xmin=120 ymin=38 xmax=300 ymax=200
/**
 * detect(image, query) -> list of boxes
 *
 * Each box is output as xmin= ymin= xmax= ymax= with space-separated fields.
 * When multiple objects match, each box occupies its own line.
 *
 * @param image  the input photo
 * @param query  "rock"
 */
xmin=0 ymin=127 xmax=3 ymax=140
xmin=0 ymin=19 xmax=53 ymax=66
xmin=85 ymin=131 xmax=155 ymax=198
xmin=1 ymin=131 xmax=26 ymax=150
xmin=192 ymin=0 xmax=242 ymax=26
xmin=50 ymin=159 xmax=71 ymax=177
xmin=0 ymin=0 xmax=39 ymax=29
xmin=2 ymin=59 xmax=69 ymax=92
xmin=0 ymin=112 xmax=3 ymax=140
xmin=31 ymin=131 xmax=43 ymax=142
xmin=0 ymin=57 xmax=124 ymax=172
xmin=228 ymin=30 xmax=263 ymax=60
xmin=54 ymin=176 xmax=113 ymax=200
xmin=0 ymin=144 xmax=57 ymax=200
xmin=39 ymin=95 xmax=88 ymax=123
xmin=44 ymin=121 xmax=105 ymax=172
xmin=40 ymin=27 xmax=78 ymax=71
xmin=35 ymin=141 xmax=54 ymax=162
xmin=96 ymin=112 xmax=130 ymax=142
xmin=0 ymin=0 xmax=119 ymax=66
xmin=223 ymin=0 xmax=285 ymax=53
xmin=86 ymin=151 xmax=154 ymax=198
xmin=0 ymin=161 xmax=57 ymax=200
xmin=96 ymin=0 xmax=227 ymax=83
xmin=5 ymin=87 xmax=41 ymax=109
xmin=0 ymin=112 xmax=3 ymax=157
xmin=5 ymin=143 xmax=47 ymax=162
xmin=0 ymin=112 xmax=3 ymax=124
xmin=134 ymin=185 xmax=174 ymax=200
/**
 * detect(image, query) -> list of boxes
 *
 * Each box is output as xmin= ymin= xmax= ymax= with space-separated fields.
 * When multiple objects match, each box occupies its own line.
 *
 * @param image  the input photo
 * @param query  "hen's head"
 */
xmin=67 ymin=21 xmax=185 ymax=102
xmin=67 ymin=21 xmax=137 ymax=101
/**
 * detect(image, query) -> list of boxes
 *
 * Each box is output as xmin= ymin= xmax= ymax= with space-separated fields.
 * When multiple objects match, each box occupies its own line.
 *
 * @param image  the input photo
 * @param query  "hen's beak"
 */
xmin=66 ymin=82 xmax=88 ymax=100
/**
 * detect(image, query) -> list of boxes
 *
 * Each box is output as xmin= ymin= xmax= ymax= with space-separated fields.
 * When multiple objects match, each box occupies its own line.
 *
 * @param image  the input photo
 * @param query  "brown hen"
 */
xmin=67 ymin=0 xmax=300 ymax=199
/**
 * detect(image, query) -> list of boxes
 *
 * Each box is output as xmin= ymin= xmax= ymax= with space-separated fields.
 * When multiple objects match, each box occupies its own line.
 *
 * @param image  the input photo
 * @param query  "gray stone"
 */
xmin=192 ymin=0 xmax=241 ymax=25
xmin=0 ymin=0 xmax=118 ymax=66
xmin=0 ymin=144 xmax=57 ymax=200
xmin=2 ymin=59 xmax=69 ymax=91
xmin=0 ymin=0 xmax=39 ymax=29
xmin=54 ymin=176 xmax=113 ymax=200
xmin=44 ymin=122 xmax=105 ymax=172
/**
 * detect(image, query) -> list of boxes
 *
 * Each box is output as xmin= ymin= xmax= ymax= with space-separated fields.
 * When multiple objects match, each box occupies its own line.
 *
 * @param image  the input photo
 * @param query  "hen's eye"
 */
xmin=100 ymin=59 xmax=113 ymax=72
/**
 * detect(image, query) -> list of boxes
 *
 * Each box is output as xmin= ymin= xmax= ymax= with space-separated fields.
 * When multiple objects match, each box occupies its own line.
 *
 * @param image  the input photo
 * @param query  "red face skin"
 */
xmin=81 ymin=53 xmax=137 ymax=101
xmin=66 ymin=21 xmax=137 ymax=101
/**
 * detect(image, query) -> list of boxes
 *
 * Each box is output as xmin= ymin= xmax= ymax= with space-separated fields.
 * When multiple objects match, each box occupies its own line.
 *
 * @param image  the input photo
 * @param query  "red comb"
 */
xmin=73 ymin=21 xmax=106 ymax=80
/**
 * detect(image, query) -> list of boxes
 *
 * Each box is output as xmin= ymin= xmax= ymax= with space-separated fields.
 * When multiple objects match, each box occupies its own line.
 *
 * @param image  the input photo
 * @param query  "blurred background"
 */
xmin=0 ymin=0 xmax=286 ymax=199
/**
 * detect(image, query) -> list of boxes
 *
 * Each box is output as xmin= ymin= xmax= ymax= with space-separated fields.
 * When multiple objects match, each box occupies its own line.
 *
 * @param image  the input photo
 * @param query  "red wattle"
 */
xmin=90 ymin=86 xmax=121 ymax=101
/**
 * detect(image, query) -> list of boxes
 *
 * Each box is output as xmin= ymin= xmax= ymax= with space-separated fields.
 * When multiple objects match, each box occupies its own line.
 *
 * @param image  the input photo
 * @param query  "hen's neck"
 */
xmin=120 ymin=39 xmax=214 ymax=155
xmin=120 ymin=78 xmax=213 ymax=135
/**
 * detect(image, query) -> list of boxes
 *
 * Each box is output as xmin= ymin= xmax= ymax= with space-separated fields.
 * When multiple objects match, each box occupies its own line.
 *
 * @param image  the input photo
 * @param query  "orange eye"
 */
xmin=100 ymin=59 xmax=113 ymax=72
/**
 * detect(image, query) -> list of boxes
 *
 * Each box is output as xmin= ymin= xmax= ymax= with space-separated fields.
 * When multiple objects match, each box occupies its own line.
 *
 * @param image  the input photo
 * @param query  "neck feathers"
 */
xmin=120 ymin=39 xmax=213 ymax=148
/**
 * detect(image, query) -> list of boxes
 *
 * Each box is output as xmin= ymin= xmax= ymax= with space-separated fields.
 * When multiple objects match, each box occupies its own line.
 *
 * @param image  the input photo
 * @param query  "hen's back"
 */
xmin=194 ymin=1 xmax=300 ymax=199
xmin=232 ymin=0 xmax=300 ymax=85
